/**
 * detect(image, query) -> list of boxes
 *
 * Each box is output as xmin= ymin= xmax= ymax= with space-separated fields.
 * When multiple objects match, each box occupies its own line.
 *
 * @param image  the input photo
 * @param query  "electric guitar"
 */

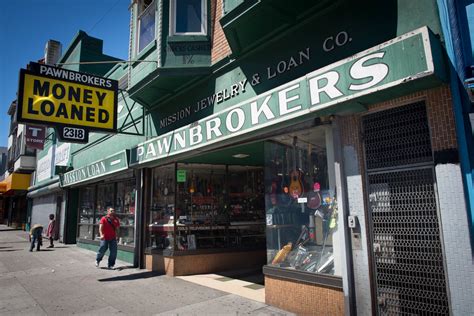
xmin=307 ymin=182 xmax=322 ymax=210
xmin=289 ymin=136 xmax=303 ymax=199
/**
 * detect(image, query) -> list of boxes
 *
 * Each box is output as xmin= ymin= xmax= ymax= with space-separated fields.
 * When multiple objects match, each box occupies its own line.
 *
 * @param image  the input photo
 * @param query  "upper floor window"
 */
xmin=137 ymin=0 xmax=156 ymax=53
xmin=170 ymin=0 xmax=207 ymax=35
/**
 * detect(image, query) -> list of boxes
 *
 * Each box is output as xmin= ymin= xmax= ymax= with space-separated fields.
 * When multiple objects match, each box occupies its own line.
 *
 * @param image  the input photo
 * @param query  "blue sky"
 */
xmin=0 ymin=0 xmax=130 ymax=147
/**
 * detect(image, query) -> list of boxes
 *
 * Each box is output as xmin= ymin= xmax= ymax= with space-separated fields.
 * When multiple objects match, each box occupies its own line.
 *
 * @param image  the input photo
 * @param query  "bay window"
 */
xmin=170 ymin=0 xmax=207 ymax=35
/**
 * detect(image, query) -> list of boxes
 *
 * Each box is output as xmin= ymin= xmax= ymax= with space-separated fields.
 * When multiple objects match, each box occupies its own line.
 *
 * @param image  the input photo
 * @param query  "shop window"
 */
xmin=137 ymin=0 xmax=156 ymax=53
xmin=146 ymin=163 xmax=266 ymax=253
xmin=77 ymin=177 xmax=136 ymax=248
xmin=78 ymin=187 xmax=96 ymax=240
xmin=170 ymin=0 xmax=207 ymax=35
xmin=116 ymin=180 xmax=136 ymax=246
xmin=264 ymin=126 xmax=341 ymax=277
xmin=95 ymin=183 xmax=114 ymax=232
xmin=147 ymin=165 xmax=176 ymax=251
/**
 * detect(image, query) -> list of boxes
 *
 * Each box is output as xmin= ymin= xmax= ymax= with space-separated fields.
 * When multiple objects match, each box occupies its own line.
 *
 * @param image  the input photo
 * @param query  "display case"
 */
xmin=146 ymin=163 xmax=266 ymax=253
xmin=264 ymin=127 xmax=341 ymax=276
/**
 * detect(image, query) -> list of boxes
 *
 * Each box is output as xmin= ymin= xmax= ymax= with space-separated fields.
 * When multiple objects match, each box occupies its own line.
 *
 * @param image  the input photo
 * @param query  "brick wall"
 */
xmin=265 ymin=276 xmax=344 ymax=316
xmin=211 ymin=0 xmax=232 ymax=63
xmin=145 ymin=250 xmax=266 ymax=276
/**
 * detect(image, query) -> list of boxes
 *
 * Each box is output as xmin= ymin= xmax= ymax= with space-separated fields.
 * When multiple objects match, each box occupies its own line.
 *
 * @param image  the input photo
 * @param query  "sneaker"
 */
xmin=47 ymin=245 xmax=54 ymax=248
xmin=108 ymin=265 xmax=114 ymax=270
xmin=95 ymin=261 xmax=100 ymax=268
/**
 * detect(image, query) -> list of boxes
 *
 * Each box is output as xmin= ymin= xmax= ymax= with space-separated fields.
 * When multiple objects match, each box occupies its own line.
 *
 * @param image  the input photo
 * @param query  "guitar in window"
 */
xmin=289 ymin=136 xmax=303 ymax=199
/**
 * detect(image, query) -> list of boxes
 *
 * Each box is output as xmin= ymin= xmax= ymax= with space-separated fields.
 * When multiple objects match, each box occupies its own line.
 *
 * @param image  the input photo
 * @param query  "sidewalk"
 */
xmin=0 ymin=225 xmax=293 ymax=315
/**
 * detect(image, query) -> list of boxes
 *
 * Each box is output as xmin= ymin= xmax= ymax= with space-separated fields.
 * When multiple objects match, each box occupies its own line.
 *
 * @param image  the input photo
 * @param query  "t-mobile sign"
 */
xmin=25 ymin=124 xmax=46 ymax=150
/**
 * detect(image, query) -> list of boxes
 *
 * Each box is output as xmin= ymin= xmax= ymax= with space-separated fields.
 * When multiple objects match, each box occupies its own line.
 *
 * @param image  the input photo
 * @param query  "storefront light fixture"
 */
xmin=232 ymin=154 xmax=250 ymax=158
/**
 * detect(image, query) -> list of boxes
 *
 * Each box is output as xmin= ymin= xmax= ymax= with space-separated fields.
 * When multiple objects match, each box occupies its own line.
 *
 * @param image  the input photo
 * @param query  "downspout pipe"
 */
xmin=437 ymin=0 xmax=474 ymax=251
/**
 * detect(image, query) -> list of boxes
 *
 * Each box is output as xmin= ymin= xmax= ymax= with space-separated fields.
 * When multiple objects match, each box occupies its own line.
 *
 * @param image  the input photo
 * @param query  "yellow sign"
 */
xmin=17 ymin=63 xmax=118 ymax=132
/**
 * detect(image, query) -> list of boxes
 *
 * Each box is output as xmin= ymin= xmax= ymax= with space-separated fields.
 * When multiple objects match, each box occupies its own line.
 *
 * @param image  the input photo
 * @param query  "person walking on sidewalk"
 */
xmin=46 ymin=214 xmax=56 ymax=248
xmin=95 ymin=207 xmax=120 ymax=269
xmin=29 ymin=224 xmax=43 ymax=252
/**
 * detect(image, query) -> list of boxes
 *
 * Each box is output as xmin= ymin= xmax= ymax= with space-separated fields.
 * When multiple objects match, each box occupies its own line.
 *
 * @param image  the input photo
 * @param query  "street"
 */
xmin=0 ymin=226 xmax=292 ymax=315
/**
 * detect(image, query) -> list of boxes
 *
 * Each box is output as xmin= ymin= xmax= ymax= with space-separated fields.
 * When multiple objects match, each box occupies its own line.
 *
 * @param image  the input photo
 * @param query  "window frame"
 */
xmin=136 ymin=0 xmax=157 ymax=54
xmin=170 ymin=0 xmax=207 ymax=36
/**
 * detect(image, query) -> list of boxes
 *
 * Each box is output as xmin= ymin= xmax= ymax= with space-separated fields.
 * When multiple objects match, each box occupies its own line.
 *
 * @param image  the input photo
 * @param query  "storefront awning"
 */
xmin=0 ymin=173 xmax=32 ymax=195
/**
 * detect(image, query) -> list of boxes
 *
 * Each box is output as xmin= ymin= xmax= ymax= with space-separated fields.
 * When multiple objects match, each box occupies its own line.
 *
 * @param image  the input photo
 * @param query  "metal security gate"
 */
xmin=362 ymin=102 xmax=450 ymax=315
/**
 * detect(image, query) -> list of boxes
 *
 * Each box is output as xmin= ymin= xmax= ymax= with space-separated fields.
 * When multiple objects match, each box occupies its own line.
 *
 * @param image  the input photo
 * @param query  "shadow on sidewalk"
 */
xmin=0 ymin=228 xmax=23 ymax=232
xmin=98 ymin=270 xmax=164 ymax=282
xmin=0 ymin=248 xmax=23 ymax=252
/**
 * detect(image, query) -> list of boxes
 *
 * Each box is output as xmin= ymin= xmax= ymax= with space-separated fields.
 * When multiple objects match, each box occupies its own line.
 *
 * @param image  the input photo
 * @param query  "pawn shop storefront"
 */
xmin=129 ymin=28 xmax=447 ymax=315
xmin=61 ymin=151 xmax=138 ymax=264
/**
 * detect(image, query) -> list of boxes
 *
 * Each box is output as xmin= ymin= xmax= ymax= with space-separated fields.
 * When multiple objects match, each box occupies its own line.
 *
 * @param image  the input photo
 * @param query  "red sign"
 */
xmin=25 ymin=125 xmax=46 ymax=150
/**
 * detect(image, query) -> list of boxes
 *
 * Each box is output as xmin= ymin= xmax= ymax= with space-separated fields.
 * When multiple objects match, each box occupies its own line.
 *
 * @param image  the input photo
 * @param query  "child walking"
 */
xmin=46 ymin=214 xmax=56 ymax=248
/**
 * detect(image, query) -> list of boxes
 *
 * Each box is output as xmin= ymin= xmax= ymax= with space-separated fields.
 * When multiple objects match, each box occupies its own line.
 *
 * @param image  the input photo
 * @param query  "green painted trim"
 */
xmin=62 ymin=150 xmax=130 ymax=187
xmin=167 ymin=35 xmax=209 ymax=43
xmin=28 ymin=177 xmax=60 ymax=192
xmin=133 ymin=41 xmax=157 ymax=67
xmin=129 ymin=27 xmax=442 ymax=167
xmin=77 ymin=241 xmax=134 ymax=264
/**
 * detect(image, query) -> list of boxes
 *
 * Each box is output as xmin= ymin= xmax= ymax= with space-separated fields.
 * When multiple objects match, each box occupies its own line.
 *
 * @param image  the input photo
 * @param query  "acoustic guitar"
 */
xmin=289 ymin=137 xmax=303 ymax=199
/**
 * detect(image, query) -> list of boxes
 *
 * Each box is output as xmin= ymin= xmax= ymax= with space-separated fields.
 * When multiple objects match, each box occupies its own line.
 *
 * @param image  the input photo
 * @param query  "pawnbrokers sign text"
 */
xmin=17 ymin=62 xmax=118 ymax=132
xmin=129 ymin=27 xmax=443 ymax=166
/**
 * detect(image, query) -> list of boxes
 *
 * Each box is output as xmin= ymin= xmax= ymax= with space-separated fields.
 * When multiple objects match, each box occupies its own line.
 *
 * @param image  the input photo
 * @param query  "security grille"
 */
xmin=363 ymin=101 xmax=432 ymax=170
xmin=363 ymin=102 xmax=450 ymax=315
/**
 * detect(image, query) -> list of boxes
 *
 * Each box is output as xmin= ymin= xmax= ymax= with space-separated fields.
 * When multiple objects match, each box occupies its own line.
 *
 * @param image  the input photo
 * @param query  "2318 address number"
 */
xmin=63 ymin=127 xmax=85 ymax=140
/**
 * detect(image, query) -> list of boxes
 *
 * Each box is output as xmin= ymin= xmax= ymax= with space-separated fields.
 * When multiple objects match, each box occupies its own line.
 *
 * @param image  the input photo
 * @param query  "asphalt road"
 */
xmin=0 ymin=225 xmax=291 ymax=315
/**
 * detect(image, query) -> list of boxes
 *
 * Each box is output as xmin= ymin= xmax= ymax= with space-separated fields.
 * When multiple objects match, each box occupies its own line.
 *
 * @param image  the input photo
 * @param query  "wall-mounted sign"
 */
xmin=16 ymin=62 xmax=118 ymax=133
xmin=177 ymin=169 xmax=186 ymax=182
xmin=37 ymin=147 xmax=53 ymax=182
xmin=55 ymin=143 xmax=71 ymax=167
xmin=25 ymin=124 xmax=46 ymax=150
xmin=130 ymin=27 xmax=443 ymax=166
xmin=61 ymin=150 xmax=129 ymax=187
xmin=56 ymin=126 xmax=89 ymax=144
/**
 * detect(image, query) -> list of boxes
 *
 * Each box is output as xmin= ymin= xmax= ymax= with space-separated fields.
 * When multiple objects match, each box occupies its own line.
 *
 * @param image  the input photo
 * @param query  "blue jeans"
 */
xmin=96 ymin=239 xmax=117 ymax=267
xmin=30 ymin=228 xmax=43 ymax=251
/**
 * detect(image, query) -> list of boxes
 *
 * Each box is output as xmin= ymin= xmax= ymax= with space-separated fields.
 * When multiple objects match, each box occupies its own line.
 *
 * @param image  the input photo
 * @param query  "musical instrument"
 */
xmin=307 ymin=182 xmax=322 ymax=210
xmin=289 ymin=137 xmax=303 ymax=199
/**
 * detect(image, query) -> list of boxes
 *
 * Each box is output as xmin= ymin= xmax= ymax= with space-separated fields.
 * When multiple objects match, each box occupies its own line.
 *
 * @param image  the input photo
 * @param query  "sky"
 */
xmin=0 ymin=0 xmax=130 ymax=147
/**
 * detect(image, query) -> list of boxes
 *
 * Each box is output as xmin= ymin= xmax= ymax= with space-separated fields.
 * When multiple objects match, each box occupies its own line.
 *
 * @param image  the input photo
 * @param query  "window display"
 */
xmin=78 ymin=187 xmax=95 ymax=239
xmin=116 ymin=180 xmax=136 ymax=246
xmin=146 ymin=163 xmax=266 ymax=253
xmin=265 ymin=126 xmax=341 ymax=276
xmin=76 ymin=176 xmax=136 ymax=247
xmin=147 ymin=165 xmax=175 ymax=250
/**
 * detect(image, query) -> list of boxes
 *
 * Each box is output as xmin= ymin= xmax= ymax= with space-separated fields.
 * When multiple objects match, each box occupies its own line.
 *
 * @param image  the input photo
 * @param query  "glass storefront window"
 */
xmin=264 ymin=126 xmax=341 ymax=276
xmin=76 ymin=176 xmax=136 ymax=248
xmin=146 ymin=163 xmax=266 ymax=253
xmin=147 ymin=165 xmax=175 ymax=251
xmin=78 ymin=187 xmax=95 ymax=239
xmin=116 ymin=180 xmax=136 ymax=246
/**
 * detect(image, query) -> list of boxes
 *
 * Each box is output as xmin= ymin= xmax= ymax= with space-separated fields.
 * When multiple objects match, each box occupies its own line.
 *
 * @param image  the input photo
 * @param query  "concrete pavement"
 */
xmin=0 ymin=225 xmax=293 ymax=315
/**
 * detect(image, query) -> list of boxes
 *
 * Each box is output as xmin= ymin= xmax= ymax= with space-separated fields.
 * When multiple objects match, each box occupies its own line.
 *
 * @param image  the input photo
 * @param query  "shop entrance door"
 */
xmin=362 ymin=102 xmax=450 ymax=315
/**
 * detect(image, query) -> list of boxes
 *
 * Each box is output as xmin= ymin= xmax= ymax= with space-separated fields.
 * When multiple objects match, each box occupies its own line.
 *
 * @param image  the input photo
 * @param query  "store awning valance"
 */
xmin=0 ymin=173 xmax=32 ymax=194
xmin=0 ymin=182 xmax=6 ymax=194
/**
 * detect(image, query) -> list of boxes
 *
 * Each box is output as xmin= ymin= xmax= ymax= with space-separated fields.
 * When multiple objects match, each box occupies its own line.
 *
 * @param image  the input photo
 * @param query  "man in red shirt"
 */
xmin=95 ymin=207 xmax=120 ymax=269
